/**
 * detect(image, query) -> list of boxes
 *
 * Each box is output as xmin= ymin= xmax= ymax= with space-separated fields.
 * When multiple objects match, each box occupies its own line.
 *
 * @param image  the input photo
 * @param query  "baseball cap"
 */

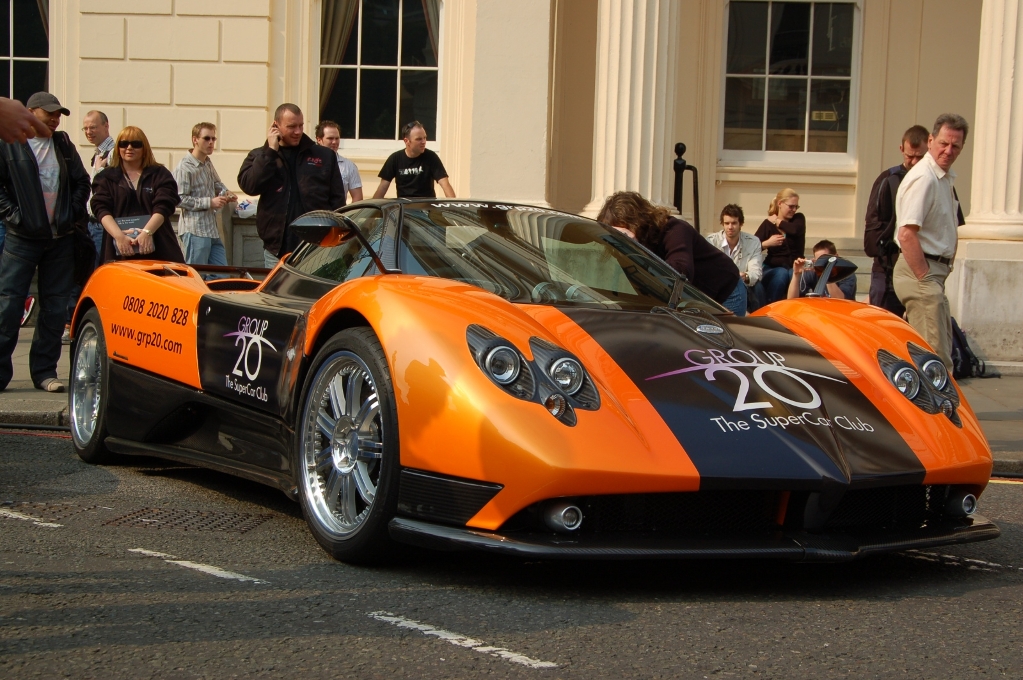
xmin=25 ymin=92 xmax=71 ymax=116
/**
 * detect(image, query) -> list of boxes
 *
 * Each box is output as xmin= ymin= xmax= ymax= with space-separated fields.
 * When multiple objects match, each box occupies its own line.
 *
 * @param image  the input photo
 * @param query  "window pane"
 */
xmin=399 ymin=70 xmax=437 ymax=139
xmin=723 ymin=77 xmax=765 ymax=151
xmin=769 ymin=2 xmax=810 ymax=76
xmin=726 ymin=2 xmax=767 ymax=74
xmin=812 ymin=3 xmax=853 ymax=77
xmin=13 ymin=0 xmax=47 ymax=58
xmin=320 ymin=68 xmax=357 ymax=138
xmin=0 ymin=1 xmax=10 ymax=58
xmin=765 ymin=77 xmax=806 ymax=151
xmin=0 ymin=61 xmax=9 ymax=98
xmin=321 ymin=0 xmax=359 ymax=66
xmin=361 ymin=0 xmax=399 ymax=66
xmin=402 ymin=0 xmax=437 ymax=67
xmin=359 ymin=68 xmax=397 ymax=139
xmin=807 ymin=79 xmax=849 ymax=152
xmin=13 ymin=60 xmax=47 ymax=104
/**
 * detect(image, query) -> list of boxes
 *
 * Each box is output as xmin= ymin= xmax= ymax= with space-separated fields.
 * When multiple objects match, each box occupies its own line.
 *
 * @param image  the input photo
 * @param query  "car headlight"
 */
xmin=549 ymin=357 xmax=584 ymax=395
xmin=485 ymin=346 xmax=520 ymax=385
xmin=920 ymin=358 xmax=948 ymax=390
xmin=892 ymin=366 xmax=921 ymax=399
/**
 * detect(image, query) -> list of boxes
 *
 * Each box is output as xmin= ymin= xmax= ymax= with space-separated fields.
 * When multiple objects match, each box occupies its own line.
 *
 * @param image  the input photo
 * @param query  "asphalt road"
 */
xmin=2 ymin=432 xmax=1022 ymax=679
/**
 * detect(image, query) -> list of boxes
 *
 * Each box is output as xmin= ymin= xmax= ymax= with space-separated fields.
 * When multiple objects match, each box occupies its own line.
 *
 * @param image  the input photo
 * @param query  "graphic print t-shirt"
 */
xmin=28 ymin=137 xmax=60 ymax=228
xmin=378 ymin=148 xmax=448 ymax=198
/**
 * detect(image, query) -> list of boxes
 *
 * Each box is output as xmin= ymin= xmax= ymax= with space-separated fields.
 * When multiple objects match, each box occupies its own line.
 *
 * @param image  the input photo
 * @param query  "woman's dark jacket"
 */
xmin=91 ymin=164 xmax=184 ymax=263
xmin=237 ymin=134 xmax=346 ymax=257
xmin=754 ymin=212 xmax=806 ymax=269
xmin=643 ymin=217 xmax=740 ymax=304
xmin=0 ymin=131 xmax=90 ymax=239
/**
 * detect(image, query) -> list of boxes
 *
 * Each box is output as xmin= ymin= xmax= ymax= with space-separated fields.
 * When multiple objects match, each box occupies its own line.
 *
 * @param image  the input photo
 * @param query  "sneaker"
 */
xmin=22 ymin=296 xmax=35 ymax=326
xmin=61 ymin=325 xmax=72 ymax=345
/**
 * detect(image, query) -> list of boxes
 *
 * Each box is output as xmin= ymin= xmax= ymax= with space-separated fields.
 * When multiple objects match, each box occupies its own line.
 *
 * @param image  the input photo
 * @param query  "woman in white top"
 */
xmin=706 ymin=204 xmax=765 ymax=313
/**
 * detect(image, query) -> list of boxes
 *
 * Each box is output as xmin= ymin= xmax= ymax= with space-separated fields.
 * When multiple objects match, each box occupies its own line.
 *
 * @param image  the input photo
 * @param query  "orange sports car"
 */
xmin=69 ymin=200 xmax=998 ymax=563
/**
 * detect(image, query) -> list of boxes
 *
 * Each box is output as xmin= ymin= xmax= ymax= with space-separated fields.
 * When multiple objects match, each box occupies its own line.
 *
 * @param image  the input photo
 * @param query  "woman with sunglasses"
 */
xmin=91 ymin=126 xmax=183 ymax=263
xmin=753 ymin=188 xmax=806 ymax=304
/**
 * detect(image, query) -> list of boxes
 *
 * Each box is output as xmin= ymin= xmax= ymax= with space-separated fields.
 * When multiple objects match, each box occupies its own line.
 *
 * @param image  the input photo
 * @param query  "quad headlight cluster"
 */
xmin=877 ymin=344 xmax=960 ymax=426
xmin=466 ymin=325 xmax=600 ymax=425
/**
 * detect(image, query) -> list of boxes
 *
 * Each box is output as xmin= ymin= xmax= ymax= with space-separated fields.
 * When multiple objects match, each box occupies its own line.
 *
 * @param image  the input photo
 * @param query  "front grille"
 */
xmin=397 ymin=469 xmax=503 ymax=526
xmin=823 ymin=485 xmax=944 ymax=531
xmin=577 ymin=491 xmax=777 ymax=538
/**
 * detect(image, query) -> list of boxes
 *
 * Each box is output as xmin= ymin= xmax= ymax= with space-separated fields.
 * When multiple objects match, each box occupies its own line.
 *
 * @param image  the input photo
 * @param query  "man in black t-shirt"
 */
xmin=373 ymin=121 xmax=456 ymax=199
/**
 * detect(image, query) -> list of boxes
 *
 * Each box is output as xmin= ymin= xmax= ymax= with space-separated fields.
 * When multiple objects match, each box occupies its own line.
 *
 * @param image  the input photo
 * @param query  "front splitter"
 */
xmin=389 ymin=515 xmax=1000 ymax=562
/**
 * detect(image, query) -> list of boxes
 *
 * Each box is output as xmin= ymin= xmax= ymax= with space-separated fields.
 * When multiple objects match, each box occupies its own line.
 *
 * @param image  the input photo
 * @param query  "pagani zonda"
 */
xmin=69 ymin=200 xmax=998 ymax=563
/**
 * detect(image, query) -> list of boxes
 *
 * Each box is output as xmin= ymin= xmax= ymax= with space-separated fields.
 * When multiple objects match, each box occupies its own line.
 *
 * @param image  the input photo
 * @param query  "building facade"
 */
xmin=40 ymin=0 xmax=1023 ymax=370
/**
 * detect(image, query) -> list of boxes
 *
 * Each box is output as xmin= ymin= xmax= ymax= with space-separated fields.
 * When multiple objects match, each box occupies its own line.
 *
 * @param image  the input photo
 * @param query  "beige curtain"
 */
xmin=320 ymin=0 xmax=359 ymax=112
xmin=37 ymin=0 xmax=49 ymax=39
xmin=422 ymin=0 xmax=439 ymax=64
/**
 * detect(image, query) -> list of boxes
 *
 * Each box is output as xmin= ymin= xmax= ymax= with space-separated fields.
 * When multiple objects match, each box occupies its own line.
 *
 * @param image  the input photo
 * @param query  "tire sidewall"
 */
xmin=293 ymin=327 xmax=400 ymax=562
xmin=70 ymin=307 xmax=112 ymax=464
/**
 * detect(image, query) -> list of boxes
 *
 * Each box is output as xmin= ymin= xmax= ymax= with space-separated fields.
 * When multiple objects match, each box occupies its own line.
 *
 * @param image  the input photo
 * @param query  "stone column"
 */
xmin=961 ymin=0 xmax=1023 ymax=240
xmin=581 ymin=0 xmax=680 ymax=217
xmin=948 ymin=0 xmax=1023 ymax=373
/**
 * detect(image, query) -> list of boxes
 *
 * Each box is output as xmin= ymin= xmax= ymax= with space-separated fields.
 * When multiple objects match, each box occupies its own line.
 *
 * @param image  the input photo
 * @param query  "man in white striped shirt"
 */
xmin=315 ymin=120 xmax=363 ymax=202
xmin=173 ymin=122 xmax=237 ymax=265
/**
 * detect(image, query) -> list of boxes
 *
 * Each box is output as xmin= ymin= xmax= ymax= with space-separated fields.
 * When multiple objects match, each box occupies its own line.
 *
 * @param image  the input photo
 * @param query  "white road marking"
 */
xmin=369 ymin=611 xmax=557 ymax=669
xmin=907 ymin=550 xmax=1023 ymax=572
xmin=0 ymin=508 xmax=62 ymax=528
xmin=129 ymin=548 xmax=267 ymax=584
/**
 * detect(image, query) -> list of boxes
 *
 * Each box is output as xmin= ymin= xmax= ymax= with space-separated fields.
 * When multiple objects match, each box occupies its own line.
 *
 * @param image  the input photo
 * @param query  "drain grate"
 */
xmin=2 ymin=501 xmax=100 ymax=523
xmin=104 ymin=508 xmax=273 ymax=533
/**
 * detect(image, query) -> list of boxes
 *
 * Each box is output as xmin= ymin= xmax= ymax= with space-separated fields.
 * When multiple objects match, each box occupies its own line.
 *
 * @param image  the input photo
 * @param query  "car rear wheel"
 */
xmin=294 ymin=327 xmax=400 ymax=563
xmin=70 ymin=308 xmax=114 ymax=464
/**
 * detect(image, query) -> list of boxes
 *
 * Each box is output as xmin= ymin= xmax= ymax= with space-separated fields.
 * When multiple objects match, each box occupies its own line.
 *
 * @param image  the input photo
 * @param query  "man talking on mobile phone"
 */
xmin=238 ymin=103 xmax=346 ymax=268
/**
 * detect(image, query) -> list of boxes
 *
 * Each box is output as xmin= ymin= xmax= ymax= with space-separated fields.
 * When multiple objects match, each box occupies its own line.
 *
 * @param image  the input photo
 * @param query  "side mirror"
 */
xmin=808 ymin=255 xmax=858 ymax=297
xmin=289 ymin=210 xmax=352 ymax=247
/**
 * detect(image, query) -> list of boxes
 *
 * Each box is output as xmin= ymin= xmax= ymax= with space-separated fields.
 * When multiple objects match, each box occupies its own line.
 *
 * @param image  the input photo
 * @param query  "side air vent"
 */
xmin=397 ymin=469 xmax=503 ymax=526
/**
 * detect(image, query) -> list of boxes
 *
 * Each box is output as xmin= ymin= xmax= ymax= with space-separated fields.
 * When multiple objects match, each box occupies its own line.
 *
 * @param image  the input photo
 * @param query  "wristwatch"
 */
xmin=141 ymin=228 xmax=152 ymax=235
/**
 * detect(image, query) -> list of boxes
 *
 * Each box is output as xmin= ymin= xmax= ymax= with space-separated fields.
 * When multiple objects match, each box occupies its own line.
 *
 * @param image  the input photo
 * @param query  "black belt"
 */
xmin=923 ymin=253 xmax=953 ymax=266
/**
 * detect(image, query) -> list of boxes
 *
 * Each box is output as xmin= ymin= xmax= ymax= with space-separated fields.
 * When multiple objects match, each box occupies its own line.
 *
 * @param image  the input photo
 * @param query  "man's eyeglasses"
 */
xmin=200 ymin=136 xmax=217 ymax=142
xmin=118 ymin=140 xmax=144 ymax=149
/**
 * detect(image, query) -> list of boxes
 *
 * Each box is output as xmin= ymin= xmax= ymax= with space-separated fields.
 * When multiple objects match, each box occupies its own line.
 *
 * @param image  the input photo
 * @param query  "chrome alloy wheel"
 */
xmin=300 ymin=351 xmax=384 ymax=537
xmin=70 ymin=324 xmax=102 ymax=447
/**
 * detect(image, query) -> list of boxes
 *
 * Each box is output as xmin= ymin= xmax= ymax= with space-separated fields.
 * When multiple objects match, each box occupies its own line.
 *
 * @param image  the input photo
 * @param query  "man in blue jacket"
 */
xmin=0 ymin=93 xmax=90 ymax=393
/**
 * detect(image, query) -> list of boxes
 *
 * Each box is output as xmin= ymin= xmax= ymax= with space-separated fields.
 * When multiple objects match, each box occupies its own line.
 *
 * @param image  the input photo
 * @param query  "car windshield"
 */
xmin=397 ymin=202 xmax=724 ymax=312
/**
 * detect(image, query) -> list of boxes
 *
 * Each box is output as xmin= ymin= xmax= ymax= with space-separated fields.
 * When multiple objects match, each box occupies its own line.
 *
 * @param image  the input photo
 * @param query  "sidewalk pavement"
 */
xmin=1 ymin=326 xmax=1020 ymax=475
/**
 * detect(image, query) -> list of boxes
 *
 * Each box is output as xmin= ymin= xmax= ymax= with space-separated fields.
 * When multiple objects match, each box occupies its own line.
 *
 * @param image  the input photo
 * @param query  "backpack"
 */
xmin=951 ymin=317 xmax=985 ymax=380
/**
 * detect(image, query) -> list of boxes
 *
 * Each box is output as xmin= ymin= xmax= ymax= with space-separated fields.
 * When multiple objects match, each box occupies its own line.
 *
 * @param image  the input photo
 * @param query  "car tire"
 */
xmin=70 ymin=308 xmax=114 ymax=465
xmin=294 ymin=327 xmax=401 ymax=564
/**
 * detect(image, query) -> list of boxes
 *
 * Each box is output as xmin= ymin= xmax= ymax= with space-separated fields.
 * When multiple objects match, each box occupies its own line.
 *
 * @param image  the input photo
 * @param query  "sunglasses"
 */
xmin=118 ymin=140 xmax=144 ymax=149
xmin=200 ymin=136 xmax=217 ymax=142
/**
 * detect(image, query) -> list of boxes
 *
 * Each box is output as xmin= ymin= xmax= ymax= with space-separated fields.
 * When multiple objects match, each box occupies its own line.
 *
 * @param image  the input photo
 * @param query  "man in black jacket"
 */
xmin=238 ymin=103 xmax=346 ymax=268
xmin=0 ymin=92 xmax=90 ymax=393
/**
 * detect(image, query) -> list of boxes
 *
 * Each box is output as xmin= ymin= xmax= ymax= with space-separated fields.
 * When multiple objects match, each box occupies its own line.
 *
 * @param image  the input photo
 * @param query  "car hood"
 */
xmin=555 ymin=306 xmax=927 ymax=490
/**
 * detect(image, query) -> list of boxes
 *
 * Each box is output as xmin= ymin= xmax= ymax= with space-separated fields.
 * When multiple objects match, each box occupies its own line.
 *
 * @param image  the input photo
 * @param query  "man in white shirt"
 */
xmin=315 ymin=120 xmax=363 ymax=202
xmin=706 ymin=204 xmax=763 ymax=314
xmin=893 ymin=113 xmax=969 ymax=369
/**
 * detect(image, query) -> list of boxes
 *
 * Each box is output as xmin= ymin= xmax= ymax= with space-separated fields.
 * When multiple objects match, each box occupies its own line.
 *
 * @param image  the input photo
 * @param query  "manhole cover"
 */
xmin=2 ymin=502 xmax=99 ymax=522
xmin=104 ymin=508 xmax=273 ymax=533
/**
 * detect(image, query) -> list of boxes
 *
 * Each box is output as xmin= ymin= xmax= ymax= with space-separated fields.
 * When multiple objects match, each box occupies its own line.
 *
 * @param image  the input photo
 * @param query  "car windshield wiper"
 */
xmin=667 ymin=276 xmax=684 ymax=309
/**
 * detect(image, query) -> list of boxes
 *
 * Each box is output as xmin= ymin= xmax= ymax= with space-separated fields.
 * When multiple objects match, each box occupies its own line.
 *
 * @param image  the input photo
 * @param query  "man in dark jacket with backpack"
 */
xmin=0 ymin=92 xmax=90 ymax=393
xmin=238 ymin=103 xmax=346 ymax=268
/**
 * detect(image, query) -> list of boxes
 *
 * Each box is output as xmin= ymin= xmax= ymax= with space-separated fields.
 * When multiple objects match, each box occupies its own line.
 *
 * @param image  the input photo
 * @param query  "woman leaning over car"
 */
xmin=91 ymin=126 xmax=183 ymax=264
xmin=597 ymin=191 xmax=741 ymax=311
xmin=753 ymin=188 xmax=805 ymax=304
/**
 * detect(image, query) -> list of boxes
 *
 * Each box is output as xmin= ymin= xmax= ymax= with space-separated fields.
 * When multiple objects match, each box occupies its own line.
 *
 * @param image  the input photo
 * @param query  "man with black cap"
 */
xmin=0 ymin=92 xmax=90 ymax=393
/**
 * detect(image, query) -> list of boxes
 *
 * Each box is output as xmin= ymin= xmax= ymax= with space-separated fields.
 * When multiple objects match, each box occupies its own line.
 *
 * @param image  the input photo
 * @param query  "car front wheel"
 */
xmin=70 ymin=308 xmax=113 ymax=464
xmin=294 ymin=327 xmax=400 ymax=563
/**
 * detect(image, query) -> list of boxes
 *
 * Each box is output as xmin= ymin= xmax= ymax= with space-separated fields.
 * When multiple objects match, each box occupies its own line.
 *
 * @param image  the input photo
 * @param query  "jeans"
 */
xmin=0 ymin=232 xmax=74 ymax=390
xmin=761 ymin=265 xmax=793 ymax=304
xmin=67 ymin=220 xmax=106 ymax=323
xmin=264 ymin=249 xmax=280 ymax=269
xmin=721 ymin=279 xmax=747 ymax=317
xmin=182 ymin=233 xmax=228 ymax=266
xmin=0 ymin=221 xmax=5 ymax=253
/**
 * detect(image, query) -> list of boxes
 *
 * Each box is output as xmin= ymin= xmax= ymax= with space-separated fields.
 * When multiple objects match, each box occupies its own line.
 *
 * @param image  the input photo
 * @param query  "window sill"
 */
xmin=715 ymin=165 xmax=858 ymax=186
